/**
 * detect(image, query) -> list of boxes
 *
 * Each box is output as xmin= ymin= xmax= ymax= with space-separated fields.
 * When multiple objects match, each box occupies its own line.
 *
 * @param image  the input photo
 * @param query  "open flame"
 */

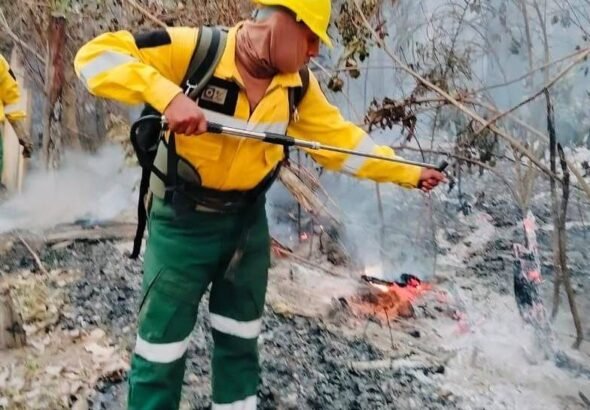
xmin=371 ymin=283 xmax=390 ymax=293
xmin=339 ymin=270 xmax=433 ymax=322
xmin=362 ymin=273 xmax=432 ymax=303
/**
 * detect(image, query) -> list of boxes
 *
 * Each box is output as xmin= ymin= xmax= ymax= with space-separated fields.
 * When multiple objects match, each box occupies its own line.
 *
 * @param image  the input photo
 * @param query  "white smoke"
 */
xmin=0 ymin=144 xmax=139 ymax=233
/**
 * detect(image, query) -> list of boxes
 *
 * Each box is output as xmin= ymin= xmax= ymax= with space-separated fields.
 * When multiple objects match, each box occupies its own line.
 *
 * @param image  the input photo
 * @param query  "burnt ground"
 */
xmin=1 ymin=238 xmax=459 ymax=410
xmin=1 ymin=191 xmax=589 ymax=409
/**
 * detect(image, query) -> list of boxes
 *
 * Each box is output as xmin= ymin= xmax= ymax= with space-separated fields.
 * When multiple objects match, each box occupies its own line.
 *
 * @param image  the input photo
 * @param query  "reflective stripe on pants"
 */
xmin=127 ymin=197 xmax=270 ymax=410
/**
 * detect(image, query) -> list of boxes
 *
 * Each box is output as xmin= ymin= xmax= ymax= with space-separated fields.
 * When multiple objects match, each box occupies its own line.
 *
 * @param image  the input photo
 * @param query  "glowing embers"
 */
xmin=340 ymin=273 xmax=432 ymax=322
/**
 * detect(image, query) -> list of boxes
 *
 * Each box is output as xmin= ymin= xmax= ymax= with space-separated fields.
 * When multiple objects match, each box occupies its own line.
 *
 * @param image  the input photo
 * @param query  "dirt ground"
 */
xmin=0 ymin=190 xmax=589 ymax=409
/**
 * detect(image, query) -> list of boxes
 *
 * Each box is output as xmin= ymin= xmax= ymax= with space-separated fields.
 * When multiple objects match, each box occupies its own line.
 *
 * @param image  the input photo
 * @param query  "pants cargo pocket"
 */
xmin=128 ymin=267 xmax=203 ymax=410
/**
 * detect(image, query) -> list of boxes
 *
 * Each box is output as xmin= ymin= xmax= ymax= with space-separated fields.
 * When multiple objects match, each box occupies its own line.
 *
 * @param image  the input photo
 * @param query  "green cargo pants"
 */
xmin=127 ymin=196 xmax=270 ymax=410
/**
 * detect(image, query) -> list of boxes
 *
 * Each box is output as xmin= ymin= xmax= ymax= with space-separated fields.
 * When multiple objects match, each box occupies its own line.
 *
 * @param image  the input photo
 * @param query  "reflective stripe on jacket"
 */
xmin=74 ymin=24 xmax=421 ymax=190
xmin=0 ymin=54 xmax=26 ymax=123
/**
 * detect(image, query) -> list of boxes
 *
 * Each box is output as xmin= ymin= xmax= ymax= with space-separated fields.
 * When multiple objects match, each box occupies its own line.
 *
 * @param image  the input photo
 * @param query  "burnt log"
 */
xmin=513 ymin=211 xmax=556 ymax=358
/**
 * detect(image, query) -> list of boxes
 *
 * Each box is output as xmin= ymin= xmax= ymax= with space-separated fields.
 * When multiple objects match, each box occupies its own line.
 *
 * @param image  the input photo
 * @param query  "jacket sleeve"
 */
xmin=287 ymin=70 xmax=422 ymax=188
xmin=74 ymin=27 xmax=198 ymax=113
xmin=0 ymin=54 xmax=26 ymax=122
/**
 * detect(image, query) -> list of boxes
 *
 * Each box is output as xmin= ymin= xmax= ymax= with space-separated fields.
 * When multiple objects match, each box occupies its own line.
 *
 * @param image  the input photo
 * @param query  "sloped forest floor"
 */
xmin=1 ymin=185 xmax=589 ymax=410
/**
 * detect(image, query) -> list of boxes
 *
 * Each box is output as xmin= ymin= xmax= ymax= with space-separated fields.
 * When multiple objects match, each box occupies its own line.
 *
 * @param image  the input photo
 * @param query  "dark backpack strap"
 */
xmin=162 ymin=26 xmax=227 ymax=204
xmin=183 ymin=26 xmax=228 ymax=99
xmin=130 ymin=164 xmax=152 ymax=258
xmin=130 ymin=27 xmax=227 ymax=259
xmin=161 ymin=26 xmax=227 ymax=210
xmin=129 ymin=112 xmax=162 ymax=259
xmin=284 ymin=65 xmax=310 ymax=162
xmin=287 ymin=65 xmax=310 ymax=123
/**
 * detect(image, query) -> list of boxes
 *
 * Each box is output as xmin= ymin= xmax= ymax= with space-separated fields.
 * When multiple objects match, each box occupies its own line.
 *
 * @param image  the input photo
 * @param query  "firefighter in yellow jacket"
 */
xmin=75 ymin=0 xmax=445 ymax=408
xmin=0 ymin=53 xmax=31 ymax=177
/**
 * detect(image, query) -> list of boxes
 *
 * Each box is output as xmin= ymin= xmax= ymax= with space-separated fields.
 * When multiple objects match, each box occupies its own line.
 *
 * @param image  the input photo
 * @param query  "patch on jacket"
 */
xmin=197 ymin=77 xmax=239 ymax=116
xmin=133 ymin=30 xmax=171 ymax=49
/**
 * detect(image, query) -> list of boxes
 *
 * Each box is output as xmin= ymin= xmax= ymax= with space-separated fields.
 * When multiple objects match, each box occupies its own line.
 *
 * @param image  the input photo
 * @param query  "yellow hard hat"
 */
xmin=253 ymin=0 xmax=333 ymax=48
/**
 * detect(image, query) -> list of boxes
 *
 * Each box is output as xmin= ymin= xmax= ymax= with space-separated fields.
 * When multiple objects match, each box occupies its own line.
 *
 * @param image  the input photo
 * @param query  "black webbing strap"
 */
xmin=130 ymin=27 xmax=225 ymax=259
xmin=165 ymin=132 xmax=177 ymax=203
xmin=222 ymin=151 xmax=290 ymax=281
xmin=130 ymin=165 xmax=152 ymax=258
xmin=184 ymin=27 xmax=223 ymax=99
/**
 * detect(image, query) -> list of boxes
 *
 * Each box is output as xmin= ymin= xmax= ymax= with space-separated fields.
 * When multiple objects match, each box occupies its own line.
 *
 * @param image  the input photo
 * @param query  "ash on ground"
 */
xmin=1 ymin=190 xmax=589 ymax=410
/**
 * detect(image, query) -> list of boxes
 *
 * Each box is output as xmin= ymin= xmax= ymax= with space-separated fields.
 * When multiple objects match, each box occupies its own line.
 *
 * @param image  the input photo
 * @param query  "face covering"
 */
xmin=235 ymin=9 xmax=306 ymax=79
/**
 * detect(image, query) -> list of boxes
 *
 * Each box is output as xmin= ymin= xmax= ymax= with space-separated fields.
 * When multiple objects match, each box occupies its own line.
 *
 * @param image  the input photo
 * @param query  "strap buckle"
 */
xmin=185 ymin=80 xmax=198 ymax=97
xmin=292 ymin=106 xmax=300 ymax=123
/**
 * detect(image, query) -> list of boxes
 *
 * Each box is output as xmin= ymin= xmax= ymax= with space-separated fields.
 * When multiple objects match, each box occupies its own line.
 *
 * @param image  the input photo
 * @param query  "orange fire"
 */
xmin=343 ymin=272 xmax=433 ymax=322
xmin=527 ymin=270 xmax=542 ymax=283
xmin=370 ymin=283 xmax=390 ymax=293
xmin=366 ymin=275 xmax=432 ymax=302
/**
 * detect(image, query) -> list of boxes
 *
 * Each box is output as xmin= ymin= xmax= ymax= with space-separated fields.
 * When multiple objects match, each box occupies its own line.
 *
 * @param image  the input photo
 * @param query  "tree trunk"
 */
xmin=544 ymin=90 xmax=563 ymax=321
xmin=513 ymin=211 xmax=555 ymax=359
xmin=42 ymin=13 xmax=67 ymax=169
xmin=557 ymin=144 xmax=583 ymax=349
xmin=0 ymin=289 xmax=26 ymax=349
xmin=62 ymin=63 xmax=81 ymax=150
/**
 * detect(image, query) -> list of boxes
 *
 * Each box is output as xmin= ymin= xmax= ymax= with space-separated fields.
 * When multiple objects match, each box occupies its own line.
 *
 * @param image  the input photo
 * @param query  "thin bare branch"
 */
xmin=391 ymin=145 xmax=520 ymax=203
xmin=351 ymin=0 xmax=560 ymax=183
xmin=471 ymin=49 xmax=590 ymax=142
xmin=0 ymin=9 xmax=46 ymax=64
xmin=468 ymin=48 xmax=586 ymax=95
xmin=123 ymin=0 xmax=167 ymax=28
xmin=17 ymin=235 xmax=49 ymax=276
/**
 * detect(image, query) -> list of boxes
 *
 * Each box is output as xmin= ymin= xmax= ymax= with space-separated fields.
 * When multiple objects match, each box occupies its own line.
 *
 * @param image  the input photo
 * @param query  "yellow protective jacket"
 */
xmin=0 ymin=54 xmax=26 ymax=123
xmin=74 ymin=24 xmax=422 ymax=191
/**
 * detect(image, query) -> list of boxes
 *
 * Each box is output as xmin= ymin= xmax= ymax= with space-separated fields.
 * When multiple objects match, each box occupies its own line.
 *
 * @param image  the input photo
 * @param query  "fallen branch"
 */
xmin=16 ymin=234 xmax=48 ymax=275
xmin=43 ymin=223 xmax=137 ymax=245
xmin=348 ymin=357 xmax=445 ymax=374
